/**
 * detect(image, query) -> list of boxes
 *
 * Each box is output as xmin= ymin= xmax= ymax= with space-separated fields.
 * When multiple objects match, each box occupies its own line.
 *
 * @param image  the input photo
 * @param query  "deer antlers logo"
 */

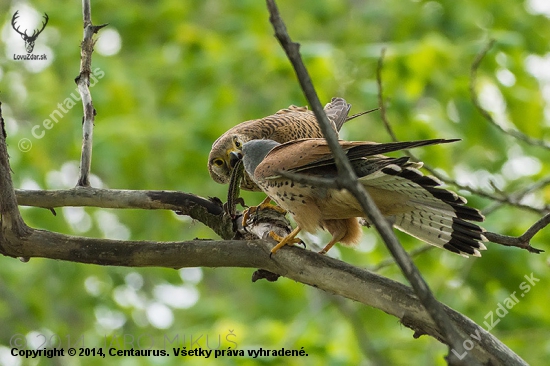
xmin=11 ymin=10 xmax=49 ymax=54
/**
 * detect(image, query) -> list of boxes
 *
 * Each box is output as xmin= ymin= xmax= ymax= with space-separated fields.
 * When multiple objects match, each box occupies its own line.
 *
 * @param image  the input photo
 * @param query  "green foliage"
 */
xmin=0 ymin=0 xmax=549 ymax=365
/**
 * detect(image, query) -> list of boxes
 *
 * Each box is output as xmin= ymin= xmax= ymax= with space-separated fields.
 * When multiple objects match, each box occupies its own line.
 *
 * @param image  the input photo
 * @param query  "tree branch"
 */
xmin=484 ymin=214 xmax=548 ymax=253
xmin=265 ymin=1 xmax=480 ymax=363
xmin=482 ymin=176 xmax=550 ymax=215
xmin=0 ymin=102 xmax=32 ymax=239
xmin=328 ymin=40 xmax=550 ymax=282
xmin=75 ymin=0 xmax=107 ymax=187
xmin=371 ymin=209 xmax=549 ymax=270
xmin=376 ymin=47 xmax=400 ymax=144
xmin=15 ymin=188 xmax=237 ymax=240
xmin=375 ymin=49 xmax=547 ymax=254
xmin=376 ymin=49 xmax=549 ymax=216
xmin=470 ymin=40 xmax=550 ymax=151
xmin=423 ymin=166 xmax=550 ymax=215
xmin=0 ymin=225 xmax=528 ymax=366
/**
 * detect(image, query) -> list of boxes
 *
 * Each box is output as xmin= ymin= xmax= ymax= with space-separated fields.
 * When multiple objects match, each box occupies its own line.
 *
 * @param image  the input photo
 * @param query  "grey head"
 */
xmin=239 ymin=139 xmax=281 ymax=178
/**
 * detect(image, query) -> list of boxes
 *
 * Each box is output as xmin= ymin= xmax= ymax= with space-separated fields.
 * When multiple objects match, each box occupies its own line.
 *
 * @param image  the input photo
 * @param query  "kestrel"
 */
xmin=237 ymin=138 xmax=487 ymax=257
xmin=208 ymin=97 xmax=364 ymax=191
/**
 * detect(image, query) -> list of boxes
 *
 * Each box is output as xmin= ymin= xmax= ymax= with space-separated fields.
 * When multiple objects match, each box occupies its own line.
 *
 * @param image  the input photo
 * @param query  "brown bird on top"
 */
xmin=208 ymin=97 xmax=372 ymax=191
xmin=236 ymin=138 xmax=487 ymax=257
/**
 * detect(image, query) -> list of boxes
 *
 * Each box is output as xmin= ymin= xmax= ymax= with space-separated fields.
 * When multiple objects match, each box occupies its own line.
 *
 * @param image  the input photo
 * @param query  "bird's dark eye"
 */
xmin=213 ymin=159 xmax=224 ymax=167
xmin=234 ymin=140 xmax=241 ymax=148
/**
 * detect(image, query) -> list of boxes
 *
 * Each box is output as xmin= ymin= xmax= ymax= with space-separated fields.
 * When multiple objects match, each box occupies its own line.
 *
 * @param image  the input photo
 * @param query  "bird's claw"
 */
xmin=241 ymin=197 xmax=286 ymax=228
xmin=269 ymin=227 xmax=302 ymax=255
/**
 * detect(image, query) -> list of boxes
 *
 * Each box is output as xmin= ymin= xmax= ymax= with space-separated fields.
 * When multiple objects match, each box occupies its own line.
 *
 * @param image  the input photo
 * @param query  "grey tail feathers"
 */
xmin=324 ymin=97 xmax=379 ymax=130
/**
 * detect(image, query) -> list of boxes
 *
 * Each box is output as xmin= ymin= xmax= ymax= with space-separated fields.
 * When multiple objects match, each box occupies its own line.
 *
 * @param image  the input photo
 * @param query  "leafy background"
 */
xmin=0 ymin=0 xmax=549 ymax=365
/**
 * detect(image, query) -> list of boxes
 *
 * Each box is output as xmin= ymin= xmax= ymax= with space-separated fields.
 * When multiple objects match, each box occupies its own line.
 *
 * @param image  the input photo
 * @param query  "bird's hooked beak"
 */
xmin=229 ymin=151 xmax=243 ymax=168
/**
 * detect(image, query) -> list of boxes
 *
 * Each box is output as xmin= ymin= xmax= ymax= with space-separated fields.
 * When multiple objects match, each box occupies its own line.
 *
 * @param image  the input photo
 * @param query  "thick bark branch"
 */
xmin=15 ymin=185 xmax=547 ymax=256
xmin=15 ymin=188 xmax=235 ymax=240
xmin=0 ymin=224 xmax=525 ymax=365
xmin=0 ymin=102 xmax=31 ymax=239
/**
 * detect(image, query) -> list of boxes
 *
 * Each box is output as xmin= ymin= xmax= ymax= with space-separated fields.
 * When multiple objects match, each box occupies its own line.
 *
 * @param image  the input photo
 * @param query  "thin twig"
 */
xmin=376 ymin=48 xmax=415 ymax=161
xmin=373 ymin=43 xmax=547 ymax=269
xmin=376 ymin=49 xmax=549 ymax=216
xmin=376 ymin=48 xmax=399 ymax=143
xmin=371 ymin=211 xmax=548 ymax=272
xmin=347 ymin=107 xmax=380 ymax=122
xmin=482 ymin=176 xmax=550 ymax=215
xmin=369 ymin=213 xmax=548 ymax=269
xmin=423 ymin=166 xmax=550 ymax=215
xmin=371 ymin=245 xmax=434 ymax=272
xmin=75 ymin=0 xmax=107 ymax=187
xmin=485 ymin=214 xmax=549 ymax=254
xmin=470 ymin=40 xmax=550 ymax=150
xmin=265 ymin=1 xmax=478 ymax=363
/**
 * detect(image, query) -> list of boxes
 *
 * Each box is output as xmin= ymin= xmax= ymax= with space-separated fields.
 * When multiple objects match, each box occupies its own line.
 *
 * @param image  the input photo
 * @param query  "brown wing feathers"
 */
xmin=255 ymin=138 xmax=486 ymax=257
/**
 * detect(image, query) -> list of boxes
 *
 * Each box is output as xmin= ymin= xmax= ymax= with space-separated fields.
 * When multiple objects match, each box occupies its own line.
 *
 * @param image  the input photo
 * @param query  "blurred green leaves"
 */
xmin=0 ymin=0 xmax=549 ymax=365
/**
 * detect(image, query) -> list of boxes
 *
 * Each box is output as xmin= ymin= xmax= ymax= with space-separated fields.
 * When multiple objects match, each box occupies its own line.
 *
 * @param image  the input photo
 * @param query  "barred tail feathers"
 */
xmin=359 ymin=163 xmax=487 ymax=257
xmin=393 ymin=209 xmax=487 ymax=257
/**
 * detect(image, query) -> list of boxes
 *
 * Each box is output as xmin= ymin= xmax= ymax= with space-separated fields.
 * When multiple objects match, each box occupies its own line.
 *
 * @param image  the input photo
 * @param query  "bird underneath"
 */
xmin=237 ymin=138 xmax=487 ymax=257
xmin=208 ymin=97 xmax=373 ymax=191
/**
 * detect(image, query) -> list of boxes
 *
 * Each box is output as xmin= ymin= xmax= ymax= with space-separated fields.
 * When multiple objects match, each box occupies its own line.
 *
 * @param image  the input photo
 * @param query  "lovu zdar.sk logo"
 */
xmin=11 ymin=10 xmax=48 ymax=60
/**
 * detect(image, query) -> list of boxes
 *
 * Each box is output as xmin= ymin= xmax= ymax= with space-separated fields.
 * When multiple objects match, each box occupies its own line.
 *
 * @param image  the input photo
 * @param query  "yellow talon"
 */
xmin=242 ymin=196 xmax=286 ymax=228
xmin=269 ymin=226 xmax=302 ymax=254
xmin=319 ymin=233 xmax=345 ymax=255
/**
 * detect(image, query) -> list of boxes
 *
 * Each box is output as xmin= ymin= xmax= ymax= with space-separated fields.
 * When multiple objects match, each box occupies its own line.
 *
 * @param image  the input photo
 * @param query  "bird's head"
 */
xmin=239 ymin=139 xmax=281 ymax=178
xmin=208 ymin=134 xmax=248 ymax=184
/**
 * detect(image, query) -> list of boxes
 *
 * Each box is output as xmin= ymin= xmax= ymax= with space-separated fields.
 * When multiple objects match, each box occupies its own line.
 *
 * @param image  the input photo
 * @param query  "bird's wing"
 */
xmin=275 ymin=105 xmax=309 ymax=114
xmin=261 ymin=138 xmax=459 ymax=175
xmin=254 ymin=137 xmax=486 ymax=257
xmin=254 ymin=139 xmax=333 ymax=179
xmin=345 ymin=138 xmax=459 ymax=160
